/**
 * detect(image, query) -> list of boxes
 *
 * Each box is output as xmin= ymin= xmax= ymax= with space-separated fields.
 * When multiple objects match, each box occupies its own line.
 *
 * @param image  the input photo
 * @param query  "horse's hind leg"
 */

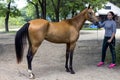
xmin=27 ymin=41 xmax=43 ymax=79
xmin=27 ymin=46 xmax=35 ymax=79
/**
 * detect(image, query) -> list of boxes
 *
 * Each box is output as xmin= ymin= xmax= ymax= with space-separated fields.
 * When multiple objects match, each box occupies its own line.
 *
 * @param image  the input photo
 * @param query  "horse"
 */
xmin=15 ymin=6 xmax=98 ymax=79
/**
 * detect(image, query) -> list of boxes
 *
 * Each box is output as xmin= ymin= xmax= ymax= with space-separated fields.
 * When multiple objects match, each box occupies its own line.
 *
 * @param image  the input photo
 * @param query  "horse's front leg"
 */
xmin=65 ymin=43 xmax=70 ymax=72
xmin=69 ymin=50 xmax=75 ymax=74
xmin=69 ymin=42 xmax=76 ymax=74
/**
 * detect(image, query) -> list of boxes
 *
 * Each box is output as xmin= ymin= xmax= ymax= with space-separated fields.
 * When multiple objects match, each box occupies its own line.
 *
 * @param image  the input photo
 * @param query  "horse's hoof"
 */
xmin=70 ymin=70 xmax=75 ymax=74
xmin=66 ymin=68 xmax=70 ymax=72
xmin=29 ymin=73 xmax=35 ymax=79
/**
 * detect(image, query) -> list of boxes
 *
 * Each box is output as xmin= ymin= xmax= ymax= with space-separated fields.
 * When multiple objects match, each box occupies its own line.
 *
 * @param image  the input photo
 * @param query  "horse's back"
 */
xmin=28 ymin=19 xmax=49 ymax=45
xmin=29 ymin=19 xmax=49 ymax=27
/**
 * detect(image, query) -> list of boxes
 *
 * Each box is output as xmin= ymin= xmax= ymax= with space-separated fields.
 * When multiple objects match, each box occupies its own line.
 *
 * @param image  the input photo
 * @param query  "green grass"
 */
xmin=82 ymin=28 xmax=101 ymax=30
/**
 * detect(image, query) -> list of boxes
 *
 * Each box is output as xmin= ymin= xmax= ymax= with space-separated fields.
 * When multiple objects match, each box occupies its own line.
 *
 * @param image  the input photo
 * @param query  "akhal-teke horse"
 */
xmin=15 ymin=6 xmax=98 ymax=79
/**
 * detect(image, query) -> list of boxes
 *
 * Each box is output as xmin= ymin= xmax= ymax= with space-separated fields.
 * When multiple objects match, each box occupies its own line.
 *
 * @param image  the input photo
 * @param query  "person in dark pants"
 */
xmin=97 ymin=11 xmax=117 ymax=68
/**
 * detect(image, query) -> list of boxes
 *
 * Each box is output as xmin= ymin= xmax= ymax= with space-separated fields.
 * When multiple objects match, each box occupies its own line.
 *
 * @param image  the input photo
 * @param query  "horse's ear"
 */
xmin=88 ymin=4 xmax=91 ymax=9
xmin=91 ymin=6 xmax=94 ymax=9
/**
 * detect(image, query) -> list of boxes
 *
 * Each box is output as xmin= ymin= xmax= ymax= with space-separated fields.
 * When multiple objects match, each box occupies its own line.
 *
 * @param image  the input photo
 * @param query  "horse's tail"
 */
xmin=15 ymin=23 xmax=30 ymax=64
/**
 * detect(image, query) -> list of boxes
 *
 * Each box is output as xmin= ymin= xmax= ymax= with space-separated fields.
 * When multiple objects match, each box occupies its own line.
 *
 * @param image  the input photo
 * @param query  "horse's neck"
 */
xmin=71 ymin=9 xmax=87 ymax=31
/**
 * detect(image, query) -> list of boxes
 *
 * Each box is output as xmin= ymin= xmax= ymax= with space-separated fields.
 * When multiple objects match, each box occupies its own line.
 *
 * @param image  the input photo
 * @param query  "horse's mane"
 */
xmin=64 ymin=8 xmax=88 ymax=25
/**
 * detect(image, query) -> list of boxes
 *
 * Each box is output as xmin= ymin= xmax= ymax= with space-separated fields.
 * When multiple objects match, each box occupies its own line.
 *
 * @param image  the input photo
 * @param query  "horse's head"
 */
xmin=85 ymin=5 xmax=99 ymax=24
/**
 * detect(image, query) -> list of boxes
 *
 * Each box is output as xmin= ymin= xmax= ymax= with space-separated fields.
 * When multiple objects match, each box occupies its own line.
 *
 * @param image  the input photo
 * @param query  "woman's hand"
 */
xmin=108 ymin=39 xmax=112 ymax=43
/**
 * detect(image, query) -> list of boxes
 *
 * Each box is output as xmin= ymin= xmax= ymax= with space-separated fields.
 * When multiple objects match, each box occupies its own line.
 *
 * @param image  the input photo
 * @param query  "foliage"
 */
xmin=21 ymin=4 xmax=36 ymax=21
xmin=46 ymin=0 xmax=108 ymax=21
xmin=0 ymin=17 xmax=5 ymax=28
xmin=109 ymin=0 xmax=120 ymax=7
xmin=10 ymin=6 xmax=21 ymax=17
xmin=27 ymin=0 xmax=40 ymax=18
xmin=9 ymin=17 xmax=26 ymax=27
xmin=0 ymin=17 xmax=26 ymax=29
xmin=46 ymin=0 xmax=55 ymax=21
xmin=0 ymin=0 xmax=110 ymax=29
xmin=0 ymin=3 xmax=7 ymax=16
xmin=0 ymin=0 xmax=20 ymax=17
xmin=60 ymin=0 xmax=107 ymax=19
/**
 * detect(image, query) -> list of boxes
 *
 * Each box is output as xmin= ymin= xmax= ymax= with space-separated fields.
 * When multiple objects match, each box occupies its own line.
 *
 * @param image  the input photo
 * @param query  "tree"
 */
xmin=21 ymin=4 xmax=36 ymax=21
xmin=0 ymin=3 xmax=6 ymax=16
xmin=51 ymin=0 xmax=61 ymax=22
xmin=60 ymin=0 xmax=108 ymax=19
xmin=109 ymin=0 xmax=120 ymax=7
xmin=27 ymin=0 xmax=40 ymax=18
xmin=0 ymin=0 xmax=21 ymax=32
xmin=27 ymin=0 xmax=46 ymax=19
xmin=38 ymin=0 xmax=46 ymax=19
xmin=48 ymin=0 xmax=107 ymax=21
xmin=61 ymin=0 xmax=84 ymax=18
xmin=5 ymin=0 xmax=12 ymax=32
xmin=24 ymin=0 xmax=108 ymax=22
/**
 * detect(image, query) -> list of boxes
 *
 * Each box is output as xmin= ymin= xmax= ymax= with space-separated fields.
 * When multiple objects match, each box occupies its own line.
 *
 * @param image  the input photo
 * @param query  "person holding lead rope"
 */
xmin=97 ymin=11 xmax=117 ymax=68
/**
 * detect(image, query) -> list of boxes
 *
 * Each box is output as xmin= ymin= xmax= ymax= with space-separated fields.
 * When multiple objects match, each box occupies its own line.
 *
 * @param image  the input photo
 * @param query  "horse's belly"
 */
xmin=45 ymin=34 xmax=69 ymax=43
xmin=45 ymin=24 xmax=79 ymax=43
xmin=45 ymin=32 xmax=79 ymax=43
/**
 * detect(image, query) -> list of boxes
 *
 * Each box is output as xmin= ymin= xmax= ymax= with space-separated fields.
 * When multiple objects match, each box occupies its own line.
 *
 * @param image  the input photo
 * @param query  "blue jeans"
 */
xmin=101 ymin=37 xmax=116 ymax=64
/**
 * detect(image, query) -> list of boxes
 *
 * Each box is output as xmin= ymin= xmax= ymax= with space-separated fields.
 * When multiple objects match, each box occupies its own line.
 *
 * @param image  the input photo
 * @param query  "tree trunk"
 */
xmin=55 ymin=10 xmax=59 ymax=22
xmin=71 ymin=8 xmax=75 ymax=17
xmin=63 ymin=14 xmax=67 ymax=20
xmin=5 ymin=1 xmax=11 ymax=32
xmin=27 ymin=0 xmax=40 ymax=18
xmin=38 ymin=0 xmax=46 ymax=19
xmin=42 ymin=0 xmax=46 ymax=19
xmin=35 ymin=3 xmax=40 ymax=18
xmin=51 ymin=0 xmax=61 ymax=22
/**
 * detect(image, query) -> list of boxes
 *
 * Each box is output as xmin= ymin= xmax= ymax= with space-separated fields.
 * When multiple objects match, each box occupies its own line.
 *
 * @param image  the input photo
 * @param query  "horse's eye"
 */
xmin=89 ymin=12 xmax=92 ymax=15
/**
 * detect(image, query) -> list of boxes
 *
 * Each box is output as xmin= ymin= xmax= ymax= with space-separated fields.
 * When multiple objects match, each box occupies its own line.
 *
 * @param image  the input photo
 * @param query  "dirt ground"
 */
xmin=0 ymin=29 xmax=120 ymax=80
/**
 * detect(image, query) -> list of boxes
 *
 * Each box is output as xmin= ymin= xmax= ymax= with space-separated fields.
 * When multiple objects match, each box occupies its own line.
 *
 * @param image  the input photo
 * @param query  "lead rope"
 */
xmin=97 ymin=27 xmax=99 ymax=45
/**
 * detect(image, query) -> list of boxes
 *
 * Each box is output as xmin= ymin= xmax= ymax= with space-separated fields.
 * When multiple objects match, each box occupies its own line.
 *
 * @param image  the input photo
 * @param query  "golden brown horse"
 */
xmin=15 ymin=6 xmax=98 ymax=79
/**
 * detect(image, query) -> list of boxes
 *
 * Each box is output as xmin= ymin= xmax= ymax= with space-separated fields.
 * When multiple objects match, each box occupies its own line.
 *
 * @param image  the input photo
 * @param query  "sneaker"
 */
xmin=108 ymin=63 xmax=116 ymax=68
xmin=97 ymin=62 xmax=104 ymax=67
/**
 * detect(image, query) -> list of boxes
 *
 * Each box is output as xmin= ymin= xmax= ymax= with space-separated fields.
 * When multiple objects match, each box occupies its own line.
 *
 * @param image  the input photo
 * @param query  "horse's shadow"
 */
xmin=33 ymin=64 xmax=65 ymax=78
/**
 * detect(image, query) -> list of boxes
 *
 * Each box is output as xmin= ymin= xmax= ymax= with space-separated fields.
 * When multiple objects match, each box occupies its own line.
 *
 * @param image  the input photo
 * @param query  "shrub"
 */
xmin=9 ymin=17 xmax=26 ymax=29
xmin=106 ymin=41 xmax=120 ymax=65
xmin=0 ymin=17 xmax=5 ymax=29
xmin=116 ymin=41 xmax=120 ymax=64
